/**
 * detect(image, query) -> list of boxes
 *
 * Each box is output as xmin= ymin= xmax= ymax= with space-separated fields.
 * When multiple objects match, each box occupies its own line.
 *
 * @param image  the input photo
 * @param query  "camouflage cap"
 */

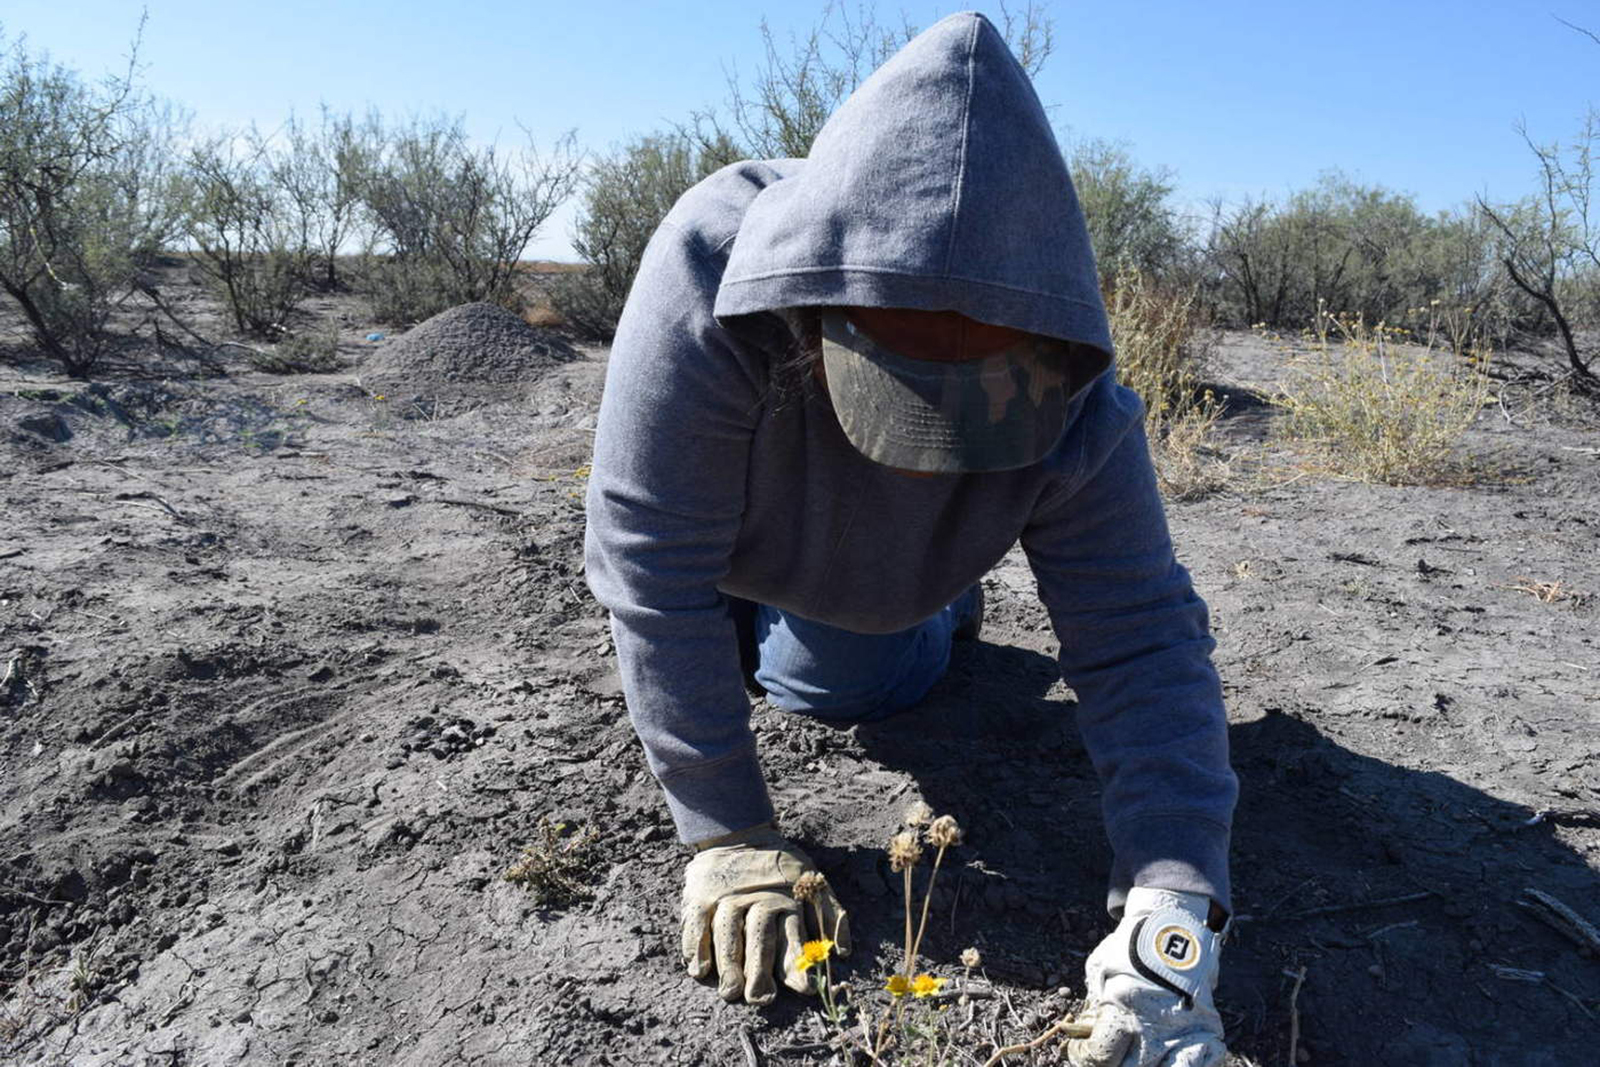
xmin=819 ymin=308 xmax=1104 ymax=473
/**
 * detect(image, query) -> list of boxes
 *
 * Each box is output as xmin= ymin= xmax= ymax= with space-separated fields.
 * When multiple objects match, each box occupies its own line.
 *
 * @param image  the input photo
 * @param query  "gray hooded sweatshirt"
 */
xmin=583 ymin=10 xmax=1237 ymax=913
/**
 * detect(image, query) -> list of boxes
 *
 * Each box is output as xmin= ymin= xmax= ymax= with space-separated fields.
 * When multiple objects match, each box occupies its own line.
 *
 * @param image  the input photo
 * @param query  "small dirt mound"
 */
xmin=360 ymin=302 xmax=578 ymax=406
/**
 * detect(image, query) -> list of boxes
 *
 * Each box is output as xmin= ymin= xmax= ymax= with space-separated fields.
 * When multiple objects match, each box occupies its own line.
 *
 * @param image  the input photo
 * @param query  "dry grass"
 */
xmin=1105 ymin=269 xmax=1232 ymax=502
xmin=1261 ymin=303 xmax=1494 ymax=485
xmin=1508 ymin=577 xmax=1588 ymax=607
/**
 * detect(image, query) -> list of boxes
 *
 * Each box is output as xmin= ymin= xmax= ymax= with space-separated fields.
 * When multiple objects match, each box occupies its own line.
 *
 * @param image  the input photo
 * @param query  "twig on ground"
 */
xmin=1284 ymin=890 xmax=1435 ymax=921
xmin=1285 ymin=966 xmax=1308 ymax=1067
xmin=1365 ymin=919 xmax=1419 ymax=940
xmin=738 ymin=1025 xmax=761 ymax=1067
xmin=87 ymin=457 xmax=156 ymax=483
xmin=1545 ymin=978 xmax=1598 ymax=1022
xmin=0 ymin=884 xmax=74 ymax=906
xmin=1263 ymin=877 xmax=1320 ymax=920
xmin=90 ymin=710 xmax=148 ymax=749
xmin=113 ymin=491 xmax=190 ymax=525
xmin=933 ymin=981 xmax=993 ymax=1003
xmin=765 ymin=1039 xmax=837 ymax=1058
xmin=437 ymin=498 xmax=522 ymax=518
xmin=981 ymin=1014 xmax=1094 ymax=1067
xmin=1518 ymin=888 xmax=1600 ymax=953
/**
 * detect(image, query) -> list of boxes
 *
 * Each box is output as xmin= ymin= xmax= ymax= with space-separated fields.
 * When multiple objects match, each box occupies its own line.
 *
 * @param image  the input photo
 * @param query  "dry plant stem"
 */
xmin=864 ymin=1008 xmax=887 ymax=1066
xmin=1286 ymin=965 xmax=1308 ymax=1067
xmin=902 ymin=865 xmax=915 ymax=976
xmin=809 ymin=898 xmax=835 ymax=1008
xmin=980 ymin=1015 xmax=1095 ymax=1066
xmin=907 ymin=843 xmax=949 ymax=973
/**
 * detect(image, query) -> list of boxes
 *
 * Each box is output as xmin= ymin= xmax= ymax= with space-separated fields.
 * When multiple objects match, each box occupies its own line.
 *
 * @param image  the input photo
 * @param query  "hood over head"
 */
xmin=712 ymin=9 xmax=1115 ymax=385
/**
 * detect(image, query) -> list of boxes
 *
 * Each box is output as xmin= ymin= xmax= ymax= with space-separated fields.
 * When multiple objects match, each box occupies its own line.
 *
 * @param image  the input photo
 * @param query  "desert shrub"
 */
xmin=503 ymin=816 xmax=601 ymax=907
xmin=552 ymin=129 xmax=739 ymax=340
xmin=0 ymin=23 xmax=189 ymax=376
xmin=1478 ymin=111 xmax=1600 ymax=387
xmin=1267 ymin=313 xmax=1493 ymax=484
xmin=267 ymin=108 xmax=380 ymax=293
xmin=250 ymin=324 xmax=340 ymax=374
xmin=350 ymin=114 xmax=580 ymax=324
xmin=182 ymin=135 xmax=319 ymax=338
xmin=1105 ymin=268 xmax=1230 ymax=501
xmin=1068 ymin=137 xmax=1186 ymax=286
xmin=1202 ymin=173 xmax=1519 ymax=342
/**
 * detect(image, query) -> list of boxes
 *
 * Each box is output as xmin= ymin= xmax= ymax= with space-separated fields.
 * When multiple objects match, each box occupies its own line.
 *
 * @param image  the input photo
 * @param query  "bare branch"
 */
xmin=1553 ymin=14 xmax=1600 ymax=47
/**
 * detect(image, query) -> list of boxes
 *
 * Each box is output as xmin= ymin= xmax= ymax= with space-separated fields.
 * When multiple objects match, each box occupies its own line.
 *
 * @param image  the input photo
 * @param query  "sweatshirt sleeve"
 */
xmin=582 ymin=220 xmax=775 ymax=844
xmin=1020 ymin=382 xmax=1238 ymax=915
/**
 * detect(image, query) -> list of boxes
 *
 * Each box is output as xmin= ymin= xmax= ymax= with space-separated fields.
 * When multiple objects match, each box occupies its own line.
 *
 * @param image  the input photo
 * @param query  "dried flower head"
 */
xmin=887 ymin=830 xmax=923 ymax=872
xmin=961 ymin=947 xmax=981 ymax=969
xmin=903 ymin=800 xmax=934 ymax=827
xmin=792 ymin=871 xmax=828 ymax=904
xmin=796 ymin=939 xmax=834 ymax=972
xmin=911 ymin=973 xmax=947 ymax=998
xmin=926 ymin=814 xmax=963 ymax=850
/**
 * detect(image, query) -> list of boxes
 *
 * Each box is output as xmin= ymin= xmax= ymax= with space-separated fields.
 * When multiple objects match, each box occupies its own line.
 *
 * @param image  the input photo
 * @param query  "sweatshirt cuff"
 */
xmin=659 ymin=748 xmax=776 ymax=845
xmin=1105 ymin=813 xmax=1231 ymax=917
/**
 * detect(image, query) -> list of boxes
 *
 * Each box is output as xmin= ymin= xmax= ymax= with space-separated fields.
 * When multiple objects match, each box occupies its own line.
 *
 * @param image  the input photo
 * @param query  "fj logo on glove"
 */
xmin=1155 ymin=925 xmax=1199 ymax=970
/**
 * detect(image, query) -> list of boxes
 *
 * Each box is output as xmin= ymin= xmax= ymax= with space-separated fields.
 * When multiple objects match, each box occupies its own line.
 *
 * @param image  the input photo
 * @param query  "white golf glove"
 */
xmin=1067 ymin=887 xmax=1229 ymax=1067
xmin=681 ymin=824 xmax=851 ymax=1004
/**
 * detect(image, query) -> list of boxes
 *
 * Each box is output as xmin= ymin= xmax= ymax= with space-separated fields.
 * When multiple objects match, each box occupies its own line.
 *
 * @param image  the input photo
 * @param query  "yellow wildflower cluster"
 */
xmin=885 ymin=973 xmax=946 ymax=998
xmin=796 ymin=938 xmax=834 ymax=973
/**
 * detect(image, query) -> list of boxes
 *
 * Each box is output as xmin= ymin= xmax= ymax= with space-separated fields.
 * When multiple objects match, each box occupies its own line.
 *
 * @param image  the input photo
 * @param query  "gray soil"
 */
xmin=1 ymin=273 xmax=1597 ymax=1066
xmin=359 ymin=300 xmax=584 ymax=410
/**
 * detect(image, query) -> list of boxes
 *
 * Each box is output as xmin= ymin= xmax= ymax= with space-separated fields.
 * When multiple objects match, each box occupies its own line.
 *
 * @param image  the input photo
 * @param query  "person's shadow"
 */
xmin=790 ymin=638 xmax=1596 ymax=1067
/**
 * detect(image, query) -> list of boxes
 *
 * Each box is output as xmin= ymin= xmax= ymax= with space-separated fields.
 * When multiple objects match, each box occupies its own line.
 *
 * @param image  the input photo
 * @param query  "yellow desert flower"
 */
xmin=911 ymin=973 xmax=946 ymax=997
xmin=885 ymin=974 xmax=911 ymax=997
xmin=796 ymin=939 xmax=833 ymax=973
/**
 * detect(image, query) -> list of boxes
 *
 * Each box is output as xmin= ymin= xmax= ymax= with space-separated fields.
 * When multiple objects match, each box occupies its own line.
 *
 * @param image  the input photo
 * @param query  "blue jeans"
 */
xmin=746 ymin=585 xmax=981 ymax=725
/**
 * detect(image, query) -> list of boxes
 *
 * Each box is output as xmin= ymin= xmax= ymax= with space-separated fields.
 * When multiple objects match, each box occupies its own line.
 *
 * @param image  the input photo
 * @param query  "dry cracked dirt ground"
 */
xmin=1 ymin=277 xmax=1597 ymax=1066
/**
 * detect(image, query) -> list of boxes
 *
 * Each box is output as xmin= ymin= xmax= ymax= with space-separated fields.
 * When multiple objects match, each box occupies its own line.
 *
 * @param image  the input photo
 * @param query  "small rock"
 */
xmin=17 ymin=412 xmax=70 ymax=442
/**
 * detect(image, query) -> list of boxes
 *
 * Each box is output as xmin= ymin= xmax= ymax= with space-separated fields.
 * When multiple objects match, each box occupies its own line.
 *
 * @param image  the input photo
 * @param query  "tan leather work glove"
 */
xmin=681 ymin=823 xmax=852 ymax=1004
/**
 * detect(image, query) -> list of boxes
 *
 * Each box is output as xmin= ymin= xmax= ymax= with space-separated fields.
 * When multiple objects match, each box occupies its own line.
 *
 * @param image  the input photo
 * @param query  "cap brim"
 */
xmin=820 ymin=310 xmax=1086 ymax=473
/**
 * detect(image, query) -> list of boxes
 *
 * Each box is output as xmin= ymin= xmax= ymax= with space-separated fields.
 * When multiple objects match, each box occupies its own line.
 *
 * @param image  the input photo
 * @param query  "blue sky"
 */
xmin=3 ymin=1 xmax=1596 ymax=261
